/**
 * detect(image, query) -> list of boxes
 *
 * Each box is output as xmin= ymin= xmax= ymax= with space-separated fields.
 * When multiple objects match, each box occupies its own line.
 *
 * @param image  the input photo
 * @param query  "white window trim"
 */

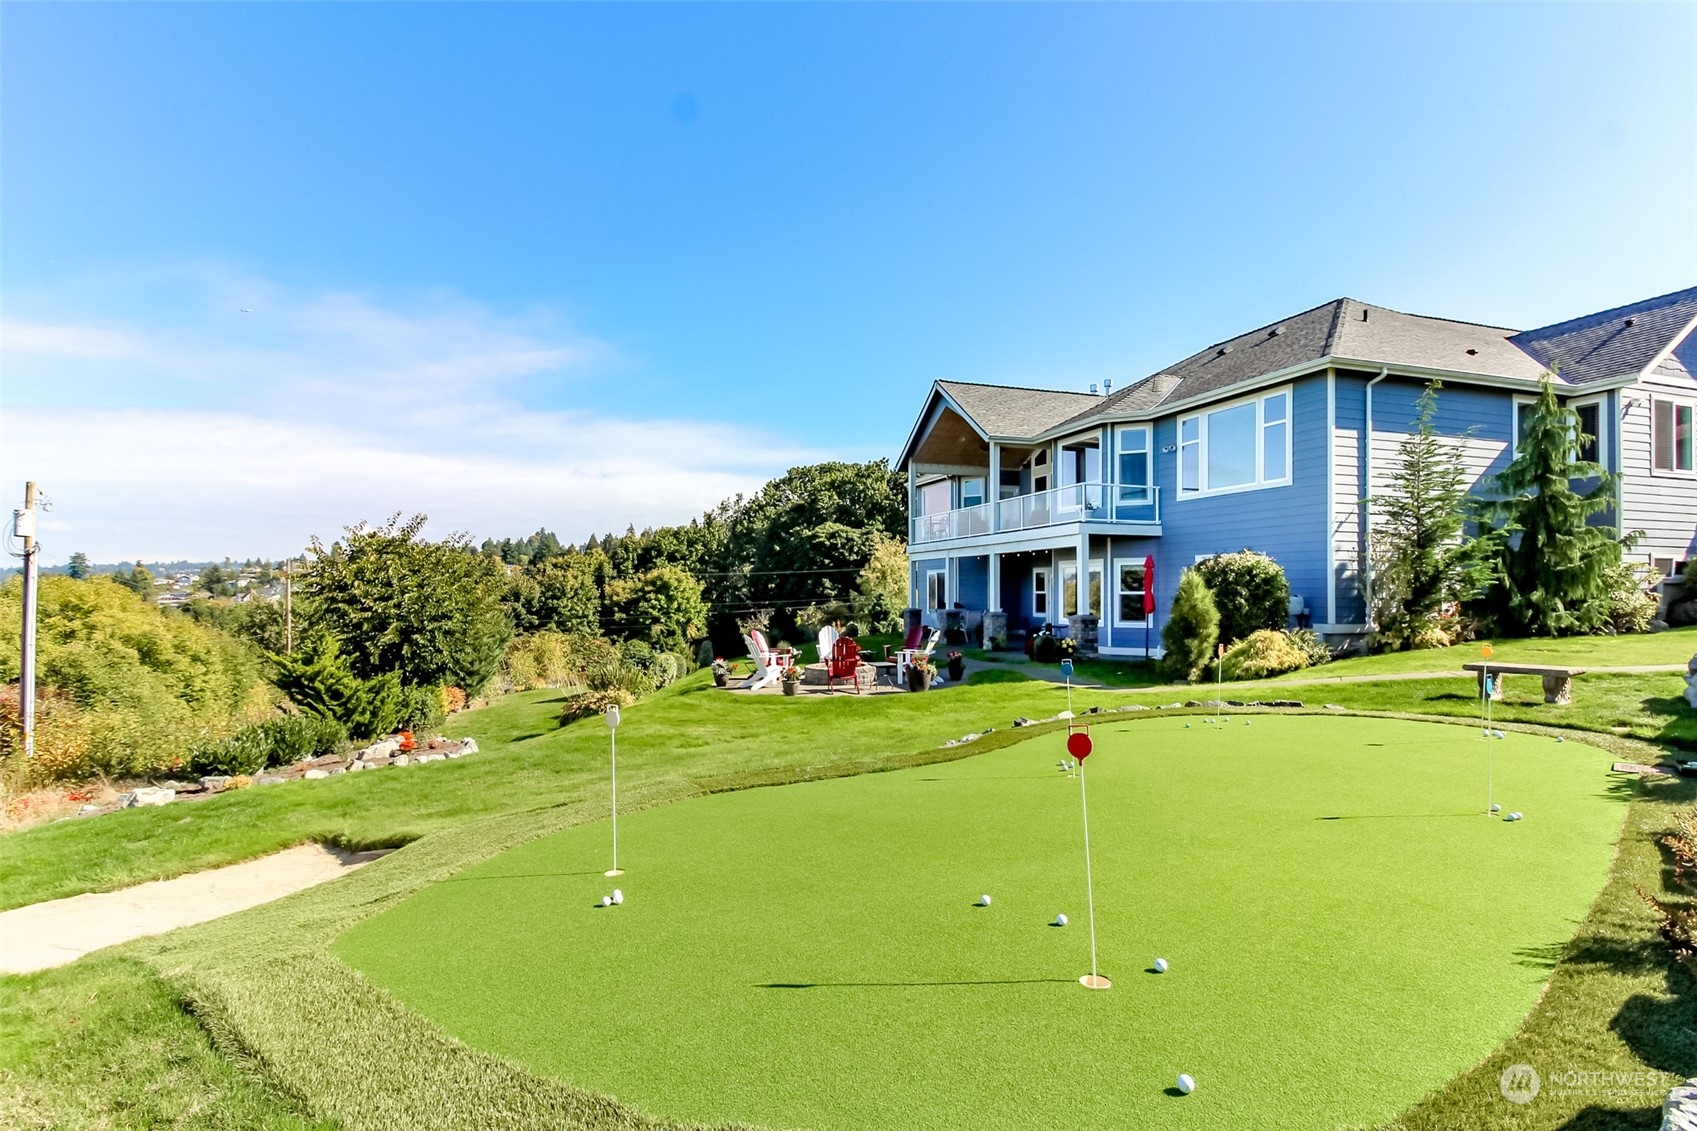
xmin=1650 ymin=394 xmax=1697 ymax=478
xmin=1114 ymin=424 xmax=1152 ymax=502
xmin=1114 ymin=560 xmax=1148 ymax=627
xmin=1032 ymin=567 xmax=1050 ymax=618
xmin=1175 ymin=385 xmax=1295 ymax=499
xmin=1511 ymin=395 xmax=1537 ymax=459
xmin=1570 ymin=395 xmax=1607 ymax=467
xmin=925 ymin=569 xmax=946 ymax=611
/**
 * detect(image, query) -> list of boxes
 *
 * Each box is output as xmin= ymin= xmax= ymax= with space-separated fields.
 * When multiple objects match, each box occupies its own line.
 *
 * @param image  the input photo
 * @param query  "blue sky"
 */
xmin=3 ymin=2 xmax=1694 ymax=563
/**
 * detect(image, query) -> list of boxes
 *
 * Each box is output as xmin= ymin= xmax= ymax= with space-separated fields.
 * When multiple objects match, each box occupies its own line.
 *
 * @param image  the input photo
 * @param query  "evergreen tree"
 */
xmin=66 ymin=552 xmax=91 ymax=579
xmin=113 ymin=563 xmax=153 ymax=598
xmin=1162 ymin=568 xmax=1220 ymax=682
xmin=1370 ymin=382 xmax=1478 ymax=650
xmin=1470 ymin=375 xmax=1620 ymax=636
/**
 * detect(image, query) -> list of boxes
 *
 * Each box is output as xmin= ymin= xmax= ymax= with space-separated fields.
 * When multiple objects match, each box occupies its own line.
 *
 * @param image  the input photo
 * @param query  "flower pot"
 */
xmin=947 ymin=658 xmax=965 ymax=682
xmin=906 ymin=667 xmax=933 ymax=693
xmin=782 ymin=681 xmax=799 ymax=696
xmin=714 ymin=673 xmax=728 ymax=688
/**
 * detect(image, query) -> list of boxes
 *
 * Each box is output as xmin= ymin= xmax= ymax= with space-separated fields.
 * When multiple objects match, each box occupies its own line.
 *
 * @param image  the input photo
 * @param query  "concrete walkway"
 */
xmin=0 ymin=843 xmax=388 ymax=975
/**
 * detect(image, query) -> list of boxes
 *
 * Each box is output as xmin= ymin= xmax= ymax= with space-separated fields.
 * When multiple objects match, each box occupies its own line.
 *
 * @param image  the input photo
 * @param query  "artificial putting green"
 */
xmin=334 ymin=714 xmax=1629 ymax=1130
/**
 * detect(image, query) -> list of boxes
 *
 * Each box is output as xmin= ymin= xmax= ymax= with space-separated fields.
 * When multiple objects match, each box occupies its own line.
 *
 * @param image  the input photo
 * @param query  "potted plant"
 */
xmin=906 ymin=655 xmax=934 ymax=693
xmin=946 ymin=650 xmax=965 ymax=682
xmin=781 ymin=664 xmax=802 ymax=696
xmin=711 ymin=658 xmax=731 ymax=688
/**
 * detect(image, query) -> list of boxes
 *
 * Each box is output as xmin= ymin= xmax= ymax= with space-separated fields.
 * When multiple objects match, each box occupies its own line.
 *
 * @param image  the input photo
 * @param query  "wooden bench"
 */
xmin=1461 ymin=662 xmax=1587 ymax=706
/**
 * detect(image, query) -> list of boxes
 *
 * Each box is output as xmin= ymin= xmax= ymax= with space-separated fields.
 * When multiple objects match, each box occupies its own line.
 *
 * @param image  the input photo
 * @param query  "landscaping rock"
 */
xmin=415 ymin=753 xmax=445 ymax=764
xmin=79 ymin=804 xmax=102 ymax=816
xmin=1662 ymin=1079 xmax=1697 ymax=1131
xmin=1264 ymin=700 xmax=1303 ymax=708
xmin=121 ymin=787 xmax=175 ymax=808
xmin=359 ymin=737 xmax=403 ymax=760
xmin=1160 ymin=703 xmax=1183 ymax=710
xmin=1119 ymin=704 xmax=1150 ymax=711
xmin=446 ymin=750 xmax=463 ymax=758
xmin=1324 ymin=704 xmax=1346 ymax=711
xmin=303 ymin=769 xmax=330 ymax=780
xmin=1184 ymin=700 xmax=1201 ymax=708
xmin=200 ymin=776 xmax=233 ymax=793
xmin=1013 ymin=717 xmax=1034 ymax=728
xmin=255 ymin=775 xmax=286 ymax=786
xmin=460 ymin=737 xmax=479 ymax=755
xmin=392 ymin=754 xmax=411 ymax=767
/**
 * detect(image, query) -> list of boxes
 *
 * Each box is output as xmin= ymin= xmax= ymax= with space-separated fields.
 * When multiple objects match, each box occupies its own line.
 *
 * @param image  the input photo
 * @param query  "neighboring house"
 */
xmin=897 ymin=286 xmax=1697 ymax=656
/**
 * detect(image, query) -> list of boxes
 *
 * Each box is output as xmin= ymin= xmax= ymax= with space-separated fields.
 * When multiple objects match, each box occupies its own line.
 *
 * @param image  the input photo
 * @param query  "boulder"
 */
xmin=1663 ymin=1079 xmax=1697 ymax=1131
xmin=1013 ymin=717 xmax=1034 ymax=728
xmin=122 ymin=787 xmax=175 ymax=808
xmin=392 ymin=754 xmax=411 ymax=767
xmin=200 ymin=776 xmax=234 ymax=793
xmin=459 ymin=737 xmax=479 ymax=755
xmin=303 ymin=769 xmax=329 ymax=780
xmin=446 ymin=750 xmax=463 ymax=759
xmin=359 ymin=737 xmax=403 ymax=760
xmin=255 ymin=775 xmax=286 ymax=786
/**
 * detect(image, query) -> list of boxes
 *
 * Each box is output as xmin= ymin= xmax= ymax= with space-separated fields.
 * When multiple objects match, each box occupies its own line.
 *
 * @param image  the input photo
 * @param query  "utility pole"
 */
xmin=16 ymin=483 xmax=39 ymax=759
xmin=283 ymin=558 xmax=293 ymax=652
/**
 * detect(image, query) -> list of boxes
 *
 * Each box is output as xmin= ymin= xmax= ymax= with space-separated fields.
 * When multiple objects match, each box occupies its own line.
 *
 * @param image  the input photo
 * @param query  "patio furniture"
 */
xmin=816 ymin=624 xmax=839 ymax=666
xmin=891 ymin=629 xmax=940 ymax=688
xmin=825 ymin=637 xmax=864 ymax=695
xmin=1461 ymin=662 xmax=1588 ymax=706
xmin=742 ymin=631 xmax=796 ymax=691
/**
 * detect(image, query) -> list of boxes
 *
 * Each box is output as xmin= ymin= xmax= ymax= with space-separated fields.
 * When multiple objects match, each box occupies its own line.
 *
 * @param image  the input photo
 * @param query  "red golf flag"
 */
xmin=1067 ymin=731 xmax=1093 ymax=760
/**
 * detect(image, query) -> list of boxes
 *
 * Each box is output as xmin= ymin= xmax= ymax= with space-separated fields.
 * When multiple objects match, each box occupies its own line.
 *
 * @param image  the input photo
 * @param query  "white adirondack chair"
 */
xmin=743 ymin=630 xmax=795 ymax=691
xmin=893 ymin=628 xmax=941 ymax=686
xmin=816 ymin=624 xmax=839 ymax=667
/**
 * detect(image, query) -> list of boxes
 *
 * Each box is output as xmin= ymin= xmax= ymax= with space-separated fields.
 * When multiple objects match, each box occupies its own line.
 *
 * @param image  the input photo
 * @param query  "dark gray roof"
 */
xmin=1509 ymin=285 xmax=1697 ymax=386
xmin=934 ymin=380 xmax=1101 ymax=437
xmin=920 ymin=287 xmax=1697 ymax=448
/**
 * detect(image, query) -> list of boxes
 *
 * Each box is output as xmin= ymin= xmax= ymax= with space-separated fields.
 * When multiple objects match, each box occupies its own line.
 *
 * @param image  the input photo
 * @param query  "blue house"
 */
xmin=896 ymin=286 xmax=1697 ymax=655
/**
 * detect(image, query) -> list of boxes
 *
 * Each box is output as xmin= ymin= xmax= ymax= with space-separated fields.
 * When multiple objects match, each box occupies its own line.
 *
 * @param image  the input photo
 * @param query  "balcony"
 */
xmin=910 ymin=482 xmax=1160 ymax=546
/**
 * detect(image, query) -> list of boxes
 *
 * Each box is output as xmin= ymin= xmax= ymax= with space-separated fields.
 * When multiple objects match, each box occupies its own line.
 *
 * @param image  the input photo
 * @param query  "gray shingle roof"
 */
xmin=921 ymin=287 xmax=1697 ymax=448
xmin=1509 ymin=285 xmax=1697 ymax=386
xmin=934 ymin=380 xmax=1102 ymax=437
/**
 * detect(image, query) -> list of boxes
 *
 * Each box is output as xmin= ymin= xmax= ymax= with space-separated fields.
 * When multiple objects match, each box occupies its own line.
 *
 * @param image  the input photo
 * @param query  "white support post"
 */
xmin=988 ymin=441 xmax=1001 ymax=531
xmin=1076 ymin=531 xmax=1090 ymax=616
xmin=988 ymin=552 xmax=1002 ymax=613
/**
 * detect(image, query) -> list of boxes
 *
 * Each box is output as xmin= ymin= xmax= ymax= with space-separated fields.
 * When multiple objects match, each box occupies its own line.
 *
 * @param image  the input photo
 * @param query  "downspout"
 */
xmin=1362 ymin=367 xmax=1389 ymax=631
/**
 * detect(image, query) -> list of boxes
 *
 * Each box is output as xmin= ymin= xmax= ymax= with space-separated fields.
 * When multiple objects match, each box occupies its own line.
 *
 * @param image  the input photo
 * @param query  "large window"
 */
xmin=1177 ymin=387 xmax=1294 ymax=496
xmin=1060 ymin=563 xmax=1103 ymax=618
xmin=918 ymin=481 xmax=950 ymax=515
xmin=1116 ymin=426 xmax=1151 ymax=502
xmin=1653 ymin=397 xmax=1695 ymax=474
xmin=1032 ymin=568 xmax=1049 ymax=618
xmin=926 ymin=570 xmax=947 ymax=610
xmin=1117 ymin=562 xmax=1148 ymax=624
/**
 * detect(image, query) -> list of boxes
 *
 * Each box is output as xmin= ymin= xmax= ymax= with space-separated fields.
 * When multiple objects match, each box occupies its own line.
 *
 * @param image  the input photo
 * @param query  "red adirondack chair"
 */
xmin=826 ymin=637 xmax=864 ymax=695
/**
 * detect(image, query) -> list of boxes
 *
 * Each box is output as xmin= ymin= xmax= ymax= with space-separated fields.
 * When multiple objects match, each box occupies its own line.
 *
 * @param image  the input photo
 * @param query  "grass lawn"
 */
xmin=1270 ymin=625 xmax=1697 ymax=682
xmin=335 ymin=715 xmax=1627 ymax=1131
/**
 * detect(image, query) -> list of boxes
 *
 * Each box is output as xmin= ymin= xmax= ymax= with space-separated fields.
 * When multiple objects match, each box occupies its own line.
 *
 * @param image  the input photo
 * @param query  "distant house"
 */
xmin=896 ymin=286 xmax=1697 ymax=655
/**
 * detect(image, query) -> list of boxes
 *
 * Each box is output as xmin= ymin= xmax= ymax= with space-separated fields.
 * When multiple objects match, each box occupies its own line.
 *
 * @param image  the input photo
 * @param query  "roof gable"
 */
xmin=933 ymin=380 xmax=1101 ymax=437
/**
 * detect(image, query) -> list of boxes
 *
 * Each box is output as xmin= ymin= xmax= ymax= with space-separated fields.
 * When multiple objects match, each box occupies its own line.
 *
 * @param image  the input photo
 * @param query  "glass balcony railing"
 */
xmin=909 ymin=482 xmax=1159 ymax=545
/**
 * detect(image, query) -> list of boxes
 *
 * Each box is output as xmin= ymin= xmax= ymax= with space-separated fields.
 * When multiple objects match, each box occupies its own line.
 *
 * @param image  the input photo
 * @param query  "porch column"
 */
xmin=988 ymin=441 xmax=1001 ymax=531
xmin=1075 ymin=531 xmax=1090 ymax=615
xmin=906 ymin=464 xmax=917 ymax=547
xmin=987 ymin=552 xmax=1001 ymax=612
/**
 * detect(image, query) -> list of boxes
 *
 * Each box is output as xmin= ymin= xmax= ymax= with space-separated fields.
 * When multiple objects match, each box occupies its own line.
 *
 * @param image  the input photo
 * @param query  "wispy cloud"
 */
xmin=1 ymin=264 xmax=818 ymax=562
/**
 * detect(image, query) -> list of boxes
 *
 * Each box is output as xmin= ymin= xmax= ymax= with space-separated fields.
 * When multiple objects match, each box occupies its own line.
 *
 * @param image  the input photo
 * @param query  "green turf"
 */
xmin=335 ymin=715 xmax=1629 ymax=1131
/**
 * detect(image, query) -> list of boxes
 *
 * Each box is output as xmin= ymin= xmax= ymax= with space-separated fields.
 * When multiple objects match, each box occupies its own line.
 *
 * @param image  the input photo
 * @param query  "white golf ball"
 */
xmin=1184 ymin=722 xmax=1191 ymax=729
xmin=601 ymin=895 xmax=611 ymax=907
xmin=1176 ymin=1073 xmax=1196 ymax=1095
xmin=1509 ymin=811 xmax=1523 ymax=822
xmin=612 ymin=889 xmax=624 ymax=904
xmin=1056 ymin=913 xmax=1068 ymax=927
xmin=1490 ymin=803 xmax=1501 ymax=813
xmin=979 ymin=894 xmax=992 ymax=907
xmin=1153 ymin=957 xmax=1169 ymax=974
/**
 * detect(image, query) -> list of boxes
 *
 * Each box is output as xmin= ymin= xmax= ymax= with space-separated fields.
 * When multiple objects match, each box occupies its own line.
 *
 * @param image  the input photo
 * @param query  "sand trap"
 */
xmin=1 ymin=843 xmax=389 ymax=975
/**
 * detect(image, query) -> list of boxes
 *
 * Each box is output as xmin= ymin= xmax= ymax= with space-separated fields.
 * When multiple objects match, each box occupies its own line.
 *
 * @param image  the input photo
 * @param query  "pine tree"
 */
xmin=1471 ymin=374 xmax=1620 ymax=636
xmin=1370 ymin=382 xmax=1476 ymax=649
xmin=1162 ymin=568 xmax=1220 ymax=682
xmin=67 ymin=552 xmax=91 ymax=579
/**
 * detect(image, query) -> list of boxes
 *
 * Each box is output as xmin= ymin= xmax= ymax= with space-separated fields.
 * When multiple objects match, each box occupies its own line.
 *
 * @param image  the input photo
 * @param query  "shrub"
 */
xmin=397 ymin=684 xmax=447 ymax=734
xmin=0 ymin=686 xmax=98 ymax=787
xmin=695 ymin=639 xmax=716 ymax=670
xmin=1220 ymin=630 xmax=1311 ymax=680
xmin=442 ymin=686 xmax=467 ymax=714
xmin=1031 ymin=630 xmax=1076 ymax=663
xmin=270 ymin=632 xmax=404 ymax=740
xmin=188 ymin=714 xmax=349 ymax=776
xmin=1162 ymin=569 xmax=1220 ymax=683
xmin=1285 ymin=628 xmax=1333 ymax=669
xmin=559 ymin=688 xmax=637 ymax=724
xmin=1193 ymin=551 xmax=1290 ymax=646
xmin=190 ymin=729 xmax=272 ymax=777
xmin=1603 ymin=559 xmax=1661 ymax=634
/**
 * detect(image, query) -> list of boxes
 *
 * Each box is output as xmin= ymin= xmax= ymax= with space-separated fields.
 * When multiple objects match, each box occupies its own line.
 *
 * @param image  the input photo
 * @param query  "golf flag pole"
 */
xmin=1215 ymin=642 xmax=1226 ymax=727
xmin=604 ymin=706 xmax=623 ymax=877
xmin=1061 ymin=657 xmax=1074 ymax=717
xmin=1068 ymin=728 xmax=1109 ymax=989
xmin=1480 ymin=643 xmax=1494 ymax=816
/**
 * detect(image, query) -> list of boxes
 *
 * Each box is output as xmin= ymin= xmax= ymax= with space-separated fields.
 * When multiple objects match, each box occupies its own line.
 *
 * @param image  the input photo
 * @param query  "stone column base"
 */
xmin=983 ymin=610 xmax=1009 ymax=650
xmin=1067 ymin=614 xmax=1100 ymax=658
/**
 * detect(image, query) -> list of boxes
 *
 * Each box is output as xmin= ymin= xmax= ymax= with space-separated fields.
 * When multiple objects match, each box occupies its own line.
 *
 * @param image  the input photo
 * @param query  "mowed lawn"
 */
xmin=335 ymin=715 xmax=1629 ymax=1131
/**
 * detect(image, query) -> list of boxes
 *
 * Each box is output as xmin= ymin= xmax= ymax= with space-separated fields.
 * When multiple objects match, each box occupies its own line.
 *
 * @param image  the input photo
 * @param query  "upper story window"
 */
xmin=960 ymin=477 xmax=985 ymax=509
xmin=1653 ymin=397 xmax=1695 ymax=474
xmin=1116 ymin=426 xmax=1150 ymax=501
xmin=1031 ymin=449 xmax=1050 ymax=494
xmin=1177 ymin=387 xmax=1293 ymax=497
xmin=1574 ymin=400 xmax=1602 ymax=464
xmin=918 ymin=480 xmax=951 ymax=515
